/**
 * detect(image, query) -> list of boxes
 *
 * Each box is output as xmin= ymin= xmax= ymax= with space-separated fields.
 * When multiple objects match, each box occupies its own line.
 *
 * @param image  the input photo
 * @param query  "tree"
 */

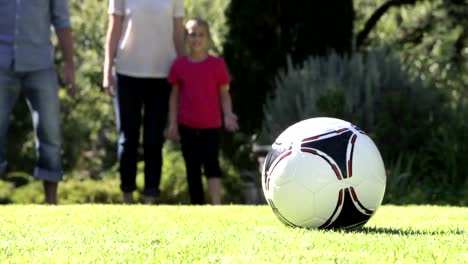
xmin=356 ymin=0 xmax=468 ymax=93
xmin=223 ymin=1 xmax=355 ymax=136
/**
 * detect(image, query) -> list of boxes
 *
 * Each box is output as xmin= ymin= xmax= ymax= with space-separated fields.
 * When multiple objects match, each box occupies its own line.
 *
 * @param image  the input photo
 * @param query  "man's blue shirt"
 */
xmin=0 ymin=0 xmax=71 ymax=72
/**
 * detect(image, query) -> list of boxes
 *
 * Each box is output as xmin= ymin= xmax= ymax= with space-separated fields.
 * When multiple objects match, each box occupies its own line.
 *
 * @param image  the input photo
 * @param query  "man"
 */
xmin=0 ymin=0 xmax=76 ymax=204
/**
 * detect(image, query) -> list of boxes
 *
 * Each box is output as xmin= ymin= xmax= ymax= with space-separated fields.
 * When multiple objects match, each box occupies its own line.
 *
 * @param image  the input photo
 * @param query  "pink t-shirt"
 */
xmin=168 ymin=55 xmax=231 ymax=128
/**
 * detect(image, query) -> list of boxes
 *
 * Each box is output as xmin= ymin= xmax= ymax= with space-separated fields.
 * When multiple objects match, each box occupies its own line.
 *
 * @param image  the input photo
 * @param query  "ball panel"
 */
xmin=265 ymin=151 xmax=296 ymax=189
xmin=314 ymin=184 xmax=344 ymax=224
xmin=352 ymin=179 xmax=386 ymax=211
xmin=295 ymin=151 xmax=337 ymax=193
xmin=352 ymin=134 xmax=386 ymax=185
xmin=300 ymin=217 xmax=328 ymax=229
xmin=270 ymin=181 xmax=318 ymax=226
xmin=320 ymin=188 xmax=373 ymax=230
xmin=262 ymin=146 xmax=295 ymax=198
xmin=263 ymin=145 xmax=292 ymax=175
xmin=301 ymin=129 xmax=355 ymax=179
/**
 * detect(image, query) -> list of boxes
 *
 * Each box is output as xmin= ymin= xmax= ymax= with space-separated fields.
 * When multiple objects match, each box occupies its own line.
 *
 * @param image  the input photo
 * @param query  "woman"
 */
xmin=102 ymin=0 xmax=185 ymax=204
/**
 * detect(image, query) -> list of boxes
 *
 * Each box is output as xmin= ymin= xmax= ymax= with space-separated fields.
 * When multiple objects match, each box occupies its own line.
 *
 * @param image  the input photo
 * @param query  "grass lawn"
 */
xmin=0 ymin=205 xmax=466 ymax=263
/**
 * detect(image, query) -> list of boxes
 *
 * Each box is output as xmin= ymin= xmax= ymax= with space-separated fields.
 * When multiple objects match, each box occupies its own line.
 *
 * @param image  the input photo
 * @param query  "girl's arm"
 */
xmin=220 ymin=84 xmax=239 ymax=132
xmin=168 ymin=85 xmax=180 ymax=140
xmin=103 ymin=14 xmax=124 ymax=96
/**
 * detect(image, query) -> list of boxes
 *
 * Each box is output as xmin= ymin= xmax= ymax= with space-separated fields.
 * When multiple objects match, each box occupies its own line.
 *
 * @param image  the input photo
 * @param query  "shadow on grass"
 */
xmin=349 ymin=226 xmax=465 ymax=236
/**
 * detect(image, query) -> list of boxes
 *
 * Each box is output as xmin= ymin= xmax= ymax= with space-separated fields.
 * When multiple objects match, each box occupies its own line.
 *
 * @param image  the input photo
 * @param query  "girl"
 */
xmin=168 ymin=18 xmax=238 ymax=205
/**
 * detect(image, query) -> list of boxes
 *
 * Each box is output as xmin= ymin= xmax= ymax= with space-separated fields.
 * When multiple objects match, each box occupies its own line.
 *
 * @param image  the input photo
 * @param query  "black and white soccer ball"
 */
xmin=261 ymin=117 xmax=386 ymax=230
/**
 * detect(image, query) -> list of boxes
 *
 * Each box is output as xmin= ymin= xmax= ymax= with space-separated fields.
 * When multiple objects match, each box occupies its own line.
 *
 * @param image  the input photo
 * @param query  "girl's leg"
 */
xmin=201 ymin=128 xmax=222 ymax=205
xmin=179 ymin=125 xmax=205 ymax=204
xmin=207 ymin=178 xmax=222 ymax=205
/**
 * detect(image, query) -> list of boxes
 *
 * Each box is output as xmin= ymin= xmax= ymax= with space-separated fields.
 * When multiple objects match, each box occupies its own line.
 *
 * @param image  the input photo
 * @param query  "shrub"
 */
xmin=259 ymin=49 xmax=447 ymax=160
xmin=158 ymin=142 xmax=244 ymax=204
xmin=2 ymin=171 xmax=31 ymax=187
xmin=0 ymin=181 xmax=14 ymax=204
xmin=256 ymin=48 xmax=467 ymax=204
xmin=58 ymin=177 xmax=122 ymax=204
xmin=11 ymin=181 xmax=44 ymax=204
xmin=223 ymin=1 xmax=354 ymax=135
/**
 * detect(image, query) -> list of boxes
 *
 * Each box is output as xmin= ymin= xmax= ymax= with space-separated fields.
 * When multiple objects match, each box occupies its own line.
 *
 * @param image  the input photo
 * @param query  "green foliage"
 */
xmin=184 ymin=0 xmax=229 ymax=55
xmin=353 ymin=0 xmax=468 ymax=204
xmin=6 ymin=100 xmax=35 ymax=173
xmin=2 ymin=143 xmax=244 ymax=204
xmin=11 ymin=181 xmax=44 ymax=204
xmin=258 ymin=48 xmax=441 ymax=150
xmin=5 ymin=0 xmax=246 ymax=203
xmin=223 ymin=1 xmax=355 ymax=135
xmin=355 ymin=0 xmax=468 ymax=95
xmin=3 ymin=0 xmax=466 ymax=206
xmin=158 ymin=143 xmax=190 ymax=203
xmin=58 ymin=177 xmax=122 ymax=204
xmin=2 ymin=171 xmax=31 ymax=187
xmin=415 ymin=102 xmax=468 ymax=187
xmin=0 ymin=181 xmax=14 ymax=204
xmin=0 ymin=205 xmax=466 ymax=263
xmin=60 ymin=0 xmax=117 ymax=175
xmin=257 ymin=48 xmax=468 ymax=205
xmin=158 ymin=142 xmax=244 ymax=204
xmin=6 ymin=0 xmax=116 ymax=177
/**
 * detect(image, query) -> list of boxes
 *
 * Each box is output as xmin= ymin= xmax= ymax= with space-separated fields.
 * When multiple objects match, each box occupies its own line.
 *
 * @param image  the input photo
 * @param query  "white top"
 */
xmin=109 ymin=0 xmax=185 ymax=78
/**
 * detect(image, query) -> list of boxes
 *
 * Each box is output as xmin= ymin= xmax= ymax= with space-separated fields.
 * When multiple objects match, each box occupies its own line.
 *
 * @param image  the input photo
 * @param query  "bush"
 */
xmin=2 ymin=171 xmax=31 ymax=187
xmin=258 ymin=48 xmax=443 ymax=149
xmin=158 ymin=142 xmax=244 ymax=204
xmin=257 ymin=48 xmax=467 ymax=205
xmin=58 ymin=177 xmax=122 ymax=204
xmin=0 ymin=181 xmax=14 ymax=204
xmin=3 ymin=142 xmax=245 ymax=204
xmin=2 ymin=0 xmax=245 ymax=204
xmin=11 ymin=181 xmax=44 ymax=204
xmin=223 ymin=1 xmax=354 ymax=135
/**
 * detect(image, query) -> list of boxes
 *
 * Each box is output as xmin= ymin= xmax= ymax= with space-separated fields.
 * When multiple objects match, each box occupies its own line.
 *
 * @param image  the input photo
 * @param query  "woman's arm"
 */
xmin=168 ymin=85 xmax=180 ymax=140
xmin=173 ymin=17 xmax=186 ymax=57
xmin=102 ymin=14 xmax=124 ymax=96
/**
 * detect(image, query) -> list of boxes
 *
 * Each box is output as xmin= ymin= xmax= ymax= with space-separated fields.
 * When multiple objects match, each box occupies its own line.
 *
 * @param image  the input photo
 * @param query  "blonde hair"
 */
xmin=185 ymin=17 xmax=213 ymax=49
xmin=185 ymin=17 xmax=210 ymax=36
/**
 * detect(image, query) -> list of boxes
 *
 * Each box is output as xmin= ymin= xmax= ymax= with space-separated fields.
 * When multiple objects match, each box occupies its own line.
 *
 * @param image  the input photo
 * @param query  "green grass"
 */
xmin=0 ymin=205 xmax=466 ymax=263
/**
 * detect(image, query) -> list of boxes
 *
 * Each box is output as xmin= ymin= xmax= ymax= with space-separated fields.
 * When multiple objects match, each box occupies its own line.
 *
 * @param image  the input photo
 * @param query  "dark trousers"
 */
xmin=179 ymin=125 xmax=222 ymax=205
xmin=115 ymin=74 xmax=171 ymax=196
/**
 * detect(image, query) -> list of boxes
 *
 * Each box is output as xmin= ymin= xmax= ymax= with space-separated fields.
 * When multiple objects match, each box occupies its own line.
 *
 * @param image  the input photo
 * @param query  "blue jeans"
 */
xmin=115 ymin=74 xmax=171 ymax=196
xmin=0 ymin=67 xmax=62 ymax=182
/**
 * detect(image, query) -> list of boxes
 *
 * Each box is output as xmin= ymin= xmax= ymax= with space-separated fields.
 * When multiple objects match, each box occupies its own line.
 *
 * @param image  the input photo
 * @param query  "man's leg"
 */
xmin=0 ymin=69 xmax=21 ymax=177
xmin=22 ymin=68 xmax=62 ymax=204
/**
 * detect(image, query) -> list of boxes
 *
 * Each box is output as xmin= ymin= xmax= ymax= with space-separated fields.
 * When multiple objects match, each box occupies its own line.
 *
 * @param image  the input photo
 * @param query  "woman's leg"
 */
xmin=142 ymin=78 xmax=171 ymax=202
xmin=116 ymin=74 xmax=143 ymax=203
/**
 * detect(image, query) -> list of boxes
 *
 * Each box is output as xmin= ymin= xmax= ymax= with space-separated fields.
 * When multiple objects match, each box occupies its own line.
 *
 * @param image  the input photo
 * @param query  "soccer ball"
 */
xmin=261 ymin=117 xmax=386 ymax=230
